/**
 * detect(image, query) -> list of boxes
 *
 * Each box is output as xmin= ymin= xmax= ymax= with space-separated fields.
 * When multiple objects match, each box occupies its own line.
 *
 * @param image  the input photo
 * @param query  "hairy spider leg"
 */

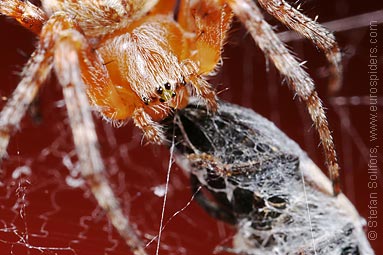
xmin=227 ymin=0 xmax=341 ymax=195
xmin=0 ymin=43 xmax=51 ymax=161
xmin=0 ymin=1 xmax=56 ymax=159
xmin=257 ymin=0 xmax=343 ymax=94
xmin=151 ymin=0 xmax=178 ymax=15
xmin=0 ymin=0 xmax=46 ymax=34
xmin=186 ymin=0 xmax=232 ymax=74
xmin=50 ymin=13 xmax=149 ymax=255
xmin=176 ymin=0 xmax=233 ymax=111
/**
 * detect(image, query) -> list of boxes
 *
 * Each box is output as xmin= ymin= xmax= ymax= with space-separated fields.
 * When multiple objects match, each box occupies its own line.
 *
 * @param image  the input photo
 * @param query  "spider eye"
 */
xmin=181 ymin=76 xmax=187 ymax=86
xmin=164 ymin=82 xmax=171 ymax=90
xmin=142 ymin=96 xmax=150 ymax=105
xmin=156 ymin=86 xmax=163 ymax=95
xmin=172 ymin=92 xmax=176 ymax=98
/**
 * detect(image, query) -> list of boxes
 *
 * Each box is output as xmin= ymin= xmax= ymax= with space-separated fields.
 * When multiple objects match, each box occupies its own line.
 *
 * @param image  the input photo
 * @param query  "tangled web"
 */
xmin=0 ymin=92 xmax=231 ymax=255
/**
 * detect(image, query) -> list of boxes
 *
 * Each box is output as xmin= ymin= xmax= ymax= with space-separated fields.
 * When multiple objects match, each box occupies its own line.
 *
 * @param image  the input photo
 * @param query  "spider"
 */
xmin=0 ymin=0 xmax=342 ymax=254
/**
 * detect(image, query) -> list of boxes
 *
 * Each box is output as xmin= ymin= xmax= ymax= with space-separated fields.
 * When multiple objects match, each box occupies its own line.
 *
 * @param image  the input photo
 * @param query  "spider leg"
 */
xmin=44 ymin=14 xmax=148 ymax=254
xmin=177 ymin=0 xmax=233 ymax=112
xmin=257 ymin=0 xmax=343 ymax=94
xmin=150 ymin=0 xmax=177 ymax=15
xmin=0 ymin=48 xmax=52 ymax=161
xmin=228 ymin=0 xmax=341 ymax=195
xmin=178 ymin=0 xmax=232 ymax=74
xmin=0 ymin=0 xmax=46 ymax=34
xmin=174 ymin=0 xmax=191 ymax=27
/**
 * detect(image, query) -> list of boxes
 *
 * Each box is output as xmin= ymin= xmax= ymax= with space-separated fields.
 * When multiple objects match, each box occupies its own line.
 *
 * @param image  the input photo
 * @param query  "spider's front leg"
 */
xmin=257 ymin=0 xmax=343 ymax=93
xmin=0 ymin=30 xmax=53 ymax=160
xmin=228 ymin=0 xmax=341 ymax=195
xmin=38 ymin=13 xmax=148 ymax=255
xmin=177 ymin=0 xmax=233 ymax=112
xmin=0 ymin=0 xmax=46 ymax=34
xmin=185 ymin=0 xmax=232 ymax=74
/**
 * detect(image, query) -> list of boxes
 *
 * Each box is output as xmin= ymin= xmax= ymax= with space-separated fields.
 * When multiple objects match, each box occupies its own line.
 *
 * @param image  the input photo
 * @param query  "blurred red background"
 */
xmin=0 ymin=0 xmax=382 ymax=254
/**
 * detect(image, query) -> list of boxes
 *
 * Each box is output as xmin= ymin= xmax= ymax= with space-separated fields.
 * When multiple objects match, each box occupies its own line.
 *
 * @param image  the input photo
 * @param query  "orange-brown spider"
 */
xmin=0 ymin=0 xmax=342 ymax=254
